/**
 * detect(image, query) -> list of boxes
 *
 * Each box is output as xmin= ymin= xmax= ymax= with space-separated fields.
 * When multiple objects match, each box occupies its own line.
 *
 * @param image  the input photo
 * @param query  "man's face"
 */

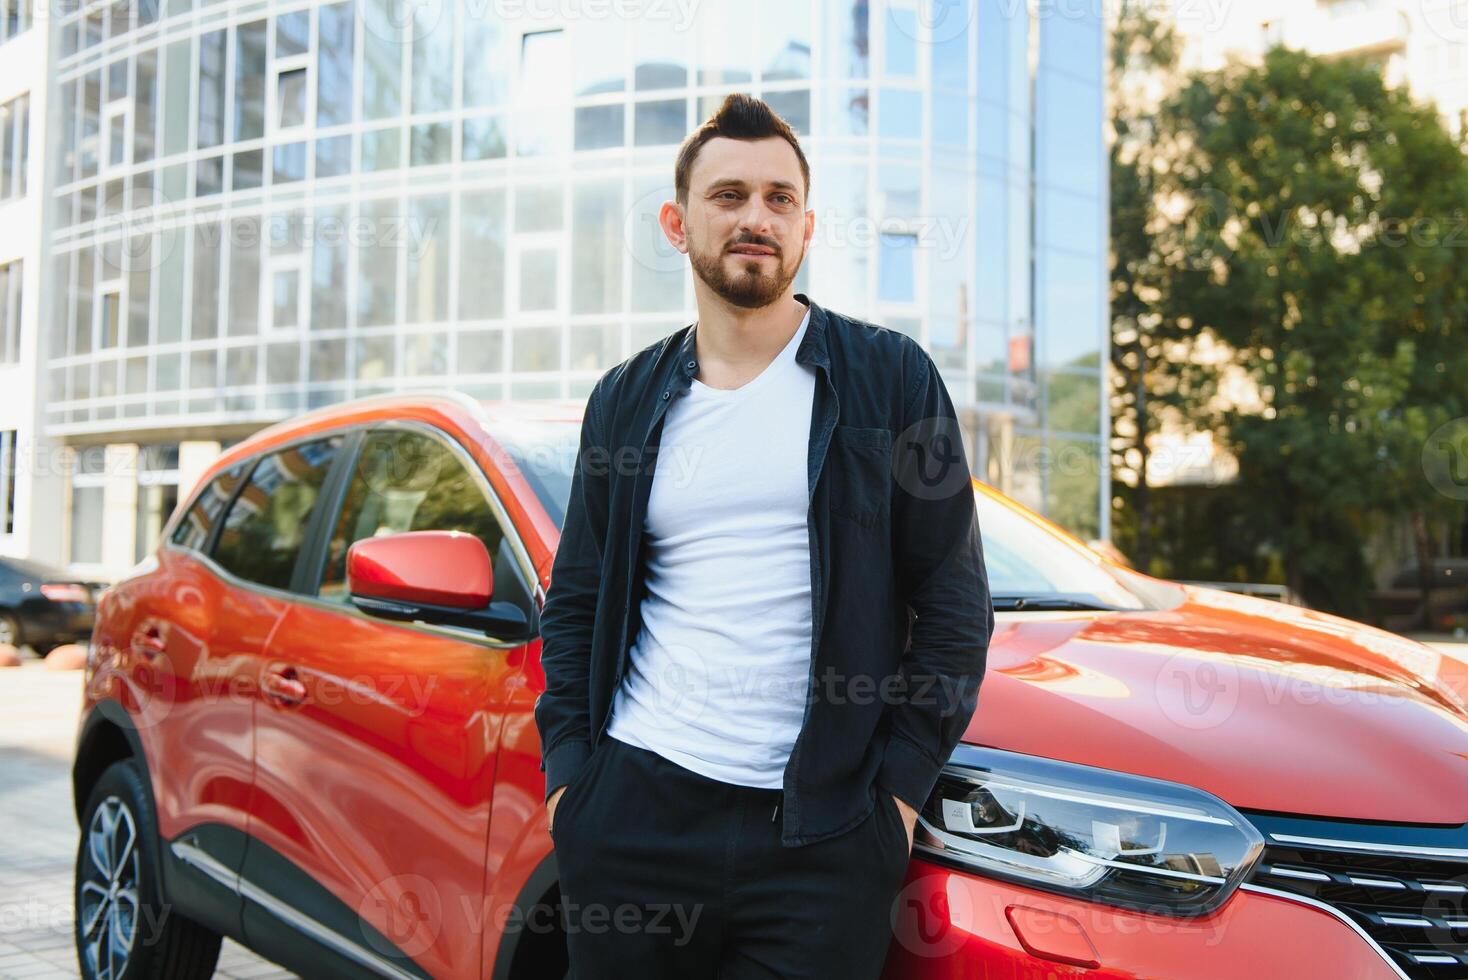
xmin=678 ymin=137 xmax=813 ymax=310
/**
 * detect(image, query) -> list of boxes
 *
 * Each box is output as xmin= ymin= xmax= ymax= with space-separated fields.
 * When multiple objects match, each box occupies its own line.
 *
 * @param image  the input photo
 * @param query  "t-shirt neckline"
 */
xmin=689 ymin=303 xmax=811 ymax=400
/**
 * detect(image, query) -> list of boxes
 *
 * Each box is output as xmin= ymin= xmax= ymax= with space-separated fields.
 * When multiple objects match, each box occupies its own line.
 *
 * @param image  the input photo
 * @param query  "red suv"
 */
xmin=73 ymin=392 xmax=1467 ymax=980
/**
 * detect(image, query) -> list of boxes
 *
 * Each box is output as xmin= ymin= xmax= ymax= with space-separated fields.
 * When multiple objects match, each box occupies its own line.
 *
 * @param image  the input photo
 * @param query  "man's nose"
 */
xmin=735 ymin=198 xmax=777 ymax=238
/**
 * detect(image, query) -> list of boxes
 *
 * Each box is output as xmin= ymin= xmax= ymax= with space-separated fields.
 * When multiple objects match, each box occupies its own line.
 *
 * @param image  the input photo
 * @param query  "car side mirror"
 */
xmin=346 ymin=530 xmax=530 ymax=639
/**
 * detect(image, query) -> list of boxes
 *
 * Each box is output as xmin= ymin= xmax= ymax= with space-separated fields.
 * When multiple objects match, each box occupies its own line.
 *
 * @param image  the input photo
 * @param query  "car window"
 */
xmin=493 ymin=420 xmax=579 ymax=528
xmin=211 ymin=436 xmax=344 ymax=591
xmin=318 ymin=428 xmax=510 ymax=605
xmin=169 ymin=462 xmax=251 ymax=552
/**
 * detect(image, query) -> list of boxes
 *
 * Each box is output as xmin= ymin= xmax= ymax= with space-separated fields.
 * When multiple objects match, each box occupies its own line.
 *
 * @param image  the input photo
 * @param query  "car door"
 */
xmin=154 ymin=436 xmax=347 ymax=936
xmin=125 ymin=458 xmax=258 ymax=941
xmin=242 ymin=421 xmax=538 ymax=980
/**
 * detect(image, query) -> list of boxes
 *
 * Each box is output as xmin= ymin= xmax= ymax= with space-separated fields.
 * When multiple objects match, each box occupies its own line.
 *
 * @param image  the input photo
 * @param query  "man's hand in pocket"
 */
xmin=891 ymin=793 xmax=917 ymax=854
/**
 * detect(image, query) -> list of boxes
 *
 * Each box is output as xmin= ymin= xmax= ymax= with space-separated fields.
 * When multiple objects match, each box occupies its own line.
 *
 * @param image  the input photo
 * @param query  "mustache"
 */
xmin=726 ymin=235 xmax=781 ymax=254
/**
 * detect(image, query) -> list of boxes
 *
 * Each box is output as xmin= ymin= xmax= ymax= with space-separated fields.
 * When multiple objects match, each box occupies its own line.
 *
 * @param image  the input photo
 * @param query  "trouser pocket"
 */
xmin=872 ymin=789 xmax=911 ymax=881
xmin=551 ymin=737 xmax=613 ymax=843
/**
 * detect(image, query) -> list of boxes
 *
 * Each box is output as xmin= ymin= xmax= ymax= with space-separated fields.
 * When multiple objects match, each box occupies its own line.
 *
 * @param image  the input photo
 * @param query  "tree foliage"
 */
xmin=1141 ymin=46 xmax=1468 ymax=615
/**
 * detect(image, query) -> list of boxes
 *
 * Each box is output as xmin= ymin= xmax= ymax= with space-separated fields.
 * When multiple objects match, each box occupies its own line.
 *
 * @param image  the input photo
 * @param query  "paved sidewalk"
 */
xmin=0 ymin=664 xmax=294 ymax=980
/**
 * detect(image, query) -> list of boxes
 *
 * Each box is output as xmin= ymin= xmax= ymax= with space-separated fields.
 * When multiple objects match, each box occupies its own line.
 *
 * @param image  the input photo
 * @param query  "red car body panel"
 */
xmin=78 ymin=394 xmax=1462 ymax=979
xmin=106 ymin=546 xmax=282 ymax=848
xmin=882 ymin=864 xmax=1401 ymax=979
xmin=967 ymin=589 xmax=1468 ymax=825
xmin=248 ymin=599 xmax=521 ymax=978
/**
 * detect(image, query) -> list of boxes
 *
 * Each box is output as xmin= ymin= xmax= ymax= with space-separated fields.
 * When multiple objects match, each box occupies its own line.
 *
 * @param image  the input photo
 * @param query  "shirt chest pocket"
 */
xmin=828 ymin=425 xmax=892 ymax=529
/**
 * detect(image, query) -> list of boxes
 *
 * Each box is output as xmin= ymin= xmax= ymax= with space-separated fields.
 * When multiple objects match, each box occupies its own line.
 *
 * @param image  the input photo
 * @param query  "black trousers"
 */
xmin=551 ymin=734 xmax=911 ymax=980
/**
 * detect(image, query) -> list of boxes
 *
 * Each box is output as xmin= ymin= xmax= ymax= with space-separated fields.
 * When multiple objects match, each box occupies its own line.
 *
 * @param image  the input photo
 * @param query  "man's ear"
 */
xmin=804 ymin=207 xmax=816 ymax=250
xmin=659 ymin=200 xmax=689 ymax=255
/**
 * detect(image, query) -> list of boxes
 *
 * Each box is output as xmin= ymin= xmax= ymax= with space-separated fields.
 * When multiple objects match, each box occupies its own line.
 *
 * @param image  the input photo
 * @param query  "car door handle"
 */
xmin=131 ymin=625 xmax=166 ymax=658
xmin=262 ymin=665 xmax=307 ymax=707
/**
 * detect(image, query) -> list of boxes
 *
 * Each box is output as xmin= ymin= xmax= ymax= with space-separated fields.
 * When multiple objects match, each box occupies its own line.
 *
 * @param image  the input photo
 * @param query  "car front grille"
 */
xmin=1246 ymin=831 xmax=1468 ymax=979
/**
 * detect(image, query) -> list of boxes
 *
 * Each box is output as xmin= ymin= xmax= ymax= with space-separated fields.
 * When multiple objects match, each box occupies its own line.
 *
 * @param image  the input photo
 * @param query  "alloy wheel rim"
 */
xmin=79 ymin=795 xmax=141 ymax=980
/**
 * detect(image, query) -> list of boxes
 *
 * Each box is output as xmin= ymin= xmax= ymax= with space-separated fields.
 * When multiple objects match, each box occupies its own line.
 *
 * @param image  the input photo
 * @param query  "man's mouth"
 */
xmin=727 ymin=243 xmax=778 ymax=256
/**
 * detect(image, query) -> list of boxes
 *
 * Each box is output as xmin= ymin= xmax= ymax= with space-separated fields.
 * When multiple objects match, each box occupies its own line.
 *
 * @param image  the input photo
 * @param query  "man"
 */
xmin=535 ymin=94 xmax=992 ymax=979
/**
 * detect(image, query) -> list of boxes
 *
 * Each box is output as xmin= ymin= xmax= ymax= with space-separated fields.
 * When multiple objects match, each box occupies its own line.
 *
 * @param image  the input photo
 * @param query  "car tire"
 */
xmin=74 ymin=759 xmax=223 ymax=980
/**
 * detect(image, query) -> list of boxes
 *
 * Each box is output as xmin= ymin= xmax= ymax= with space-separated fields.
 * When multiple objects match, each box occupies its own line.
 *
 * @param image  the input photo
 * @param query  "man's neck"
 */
xmin=689 ymin=288 xmax=809 ymax=389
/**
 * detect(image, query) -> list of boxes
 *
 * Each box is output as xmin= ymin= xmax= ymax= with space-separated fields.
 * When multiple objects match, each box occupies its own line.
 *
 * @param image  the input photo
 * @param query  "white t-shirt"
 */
xmin=606 ymin=305 xmax=816 ymax=788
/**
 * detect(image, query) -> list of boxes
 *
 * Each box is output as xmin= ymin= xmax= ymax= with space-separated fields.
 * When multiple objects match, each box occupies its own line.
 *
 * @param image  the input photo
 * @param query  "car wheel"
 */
xmin=0 ymin=612 xmax=20 ymax=648
xmin=75 ymin=759 xmax=223 ymax=980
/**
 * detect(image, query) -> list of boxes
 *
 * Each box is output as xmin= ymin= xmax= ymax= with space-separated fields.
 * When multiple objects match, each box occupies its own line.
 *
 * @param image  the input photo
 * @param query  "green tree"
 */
xmin=1152 ymin=46 xmax=1468 ymax=616
xmin=1108 ymin=1 xmax=1185 ymax=572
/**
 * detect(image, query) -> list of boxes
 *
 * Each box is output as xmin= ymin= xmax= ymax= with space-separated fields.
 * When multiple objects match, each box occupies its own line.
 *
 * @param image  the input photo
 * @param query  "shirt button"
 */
xmin=686 ymin=360 xmax=696 ymax=370
xmin=661 ymin=390 xmax=670 ymax=400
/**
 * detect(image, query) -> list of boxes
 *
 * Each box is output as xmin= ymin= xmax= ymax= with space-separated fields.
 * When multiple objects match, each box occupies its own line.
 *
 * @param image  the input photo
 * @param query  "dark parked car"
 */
xmin=1371 ymin=557 xmax=1468 ymax=633
xmin=0 ymin=556 xmax=102 ymax=655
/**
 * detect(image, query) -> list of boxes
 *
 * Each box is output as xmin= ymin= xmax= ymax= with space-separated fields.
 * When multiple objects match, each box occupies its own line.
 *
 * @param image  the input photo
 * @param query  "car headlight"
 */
xmin=915 ymin=746 xmax=1264 ymax=916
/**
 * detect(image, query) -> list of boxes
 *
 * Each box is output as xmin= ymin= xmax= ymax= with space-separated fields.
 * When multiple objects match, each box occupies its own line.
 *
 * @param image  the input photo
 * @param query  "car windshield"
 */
xmin=974 ymin=493 xmax=1178 ymax=611
xmin=510 ymin=424 xmax=1174 ymax=612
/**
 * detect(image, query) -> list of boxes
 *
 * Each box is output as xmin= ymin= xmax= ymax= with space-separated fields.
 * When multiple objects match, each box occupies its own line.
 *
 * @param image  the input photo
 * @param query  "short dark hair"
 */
xmin=674 ymin=94 xmax=810 ymax=207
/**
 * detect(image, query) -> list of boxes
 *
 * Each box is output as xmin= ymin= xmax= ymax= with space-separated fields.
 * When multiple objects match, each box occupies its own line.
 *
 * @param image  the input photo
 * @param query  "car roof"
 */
xmin=216 ymin=392 xmax=581 ymax=465
xmin=475 ymin=399 xmax=584 ymax=426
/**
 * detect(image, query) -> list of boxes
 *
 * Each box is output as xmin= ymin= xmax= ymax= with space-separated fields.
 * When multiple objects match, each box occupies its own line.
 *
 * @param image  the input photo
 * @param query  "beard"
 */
xmin=688 ymin=231 xmax=804 ymax=310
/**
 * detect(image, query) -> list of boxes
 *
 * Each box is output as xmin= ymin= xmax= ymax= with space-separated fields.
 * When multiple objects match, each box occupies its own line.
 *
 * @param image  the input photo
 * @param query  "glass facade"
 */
xmin=43 ymin=0 xmax=1108 ymax=535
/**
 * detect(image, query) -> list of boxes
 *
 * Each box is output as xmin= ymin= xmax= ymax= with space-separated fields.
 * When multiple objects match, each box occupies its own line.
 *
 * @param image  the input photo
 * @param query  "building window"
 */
xmin=99 ymin=285 xmax=122 ymax=348
xmin=2 ymin=0 xmax=34 ymax=44
xmin=198 ymin=29 xmax=228 ymax=149
xmin=271 ymin=265 xmax=302 ymax=330
xmin=0 ymin=93 xmax=28 ymax=200
xmin=0 ymin=260 xmax=20 ymax=364
xmin=235 ymin=20 xmax=267 ymax=141
xmin=70 ymin=450 xmax=107 ymax=565
xmin=135 ymin=443 xmax=180 ymax=562
xmin=515 ymin=245 xmax=559 ymax=313
xmin=879 ymin=232 xmax=917 ymax=303
xmin=316 ymin=1 xmax=355 ymax=127
xmin=520 ymin=30 xmax=568 ymax=98
xmin=0 ymin=430 xmax=15 ymax=536
xmin=274 ymin=66 xmax=310 ymax=131
xmin=517 ymin=30 xmax=569 ymax=155
xmin=103 ymin=100 xmax=127 ymax=171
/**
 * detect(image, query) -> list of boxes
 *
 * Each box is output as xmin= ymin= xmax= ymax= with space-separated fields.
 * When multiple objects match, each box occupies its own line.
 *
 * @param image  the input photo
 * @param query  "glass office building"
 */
xmin=39 ymin=0 xmax=1108 ymax=572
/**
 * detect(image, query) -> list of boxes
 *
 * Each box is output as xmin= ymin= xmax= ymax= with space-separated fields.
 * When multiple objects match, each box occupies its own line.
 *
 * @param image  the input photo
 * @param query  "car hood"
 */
xmin=965 ymin=584 xmax=1468 ymax=824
